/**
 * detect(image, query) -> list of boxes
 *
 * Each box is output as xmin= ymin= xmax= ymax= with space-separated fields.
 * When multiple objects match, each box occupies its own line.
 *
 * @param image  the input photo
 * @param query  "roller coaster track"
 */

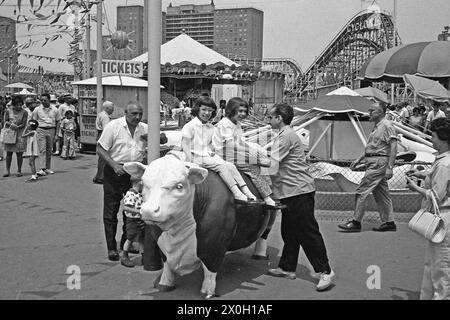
xmin=286 ymin=9 xmax=401 ymax=101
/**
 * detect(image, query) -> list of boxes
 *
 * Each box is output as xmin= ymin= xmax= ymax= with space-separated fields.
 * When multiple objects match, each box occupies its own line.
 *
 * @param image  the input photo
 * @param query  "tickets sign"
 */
xmin=102 ymin=60 xmax=144 ymax=77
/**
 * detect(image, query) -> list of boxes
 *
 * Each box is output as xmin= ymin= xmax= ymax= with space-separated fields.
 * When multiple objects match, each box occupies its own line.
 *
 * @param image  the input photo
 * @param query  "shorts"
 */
xmin=125 ymin=218 xmax=145 ymax=242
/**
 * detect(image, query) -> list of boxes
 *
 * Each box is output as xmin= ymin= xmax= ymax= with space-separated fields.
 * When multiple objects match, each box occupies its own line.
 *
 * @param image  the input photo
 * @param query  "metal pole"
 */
xmin=86 ymin=9 xmax=91 ymax=79
xmin=147 ymin=1 xmax=162 ymax=162
xmin=96 ymin=0 xmax=103 ymax=113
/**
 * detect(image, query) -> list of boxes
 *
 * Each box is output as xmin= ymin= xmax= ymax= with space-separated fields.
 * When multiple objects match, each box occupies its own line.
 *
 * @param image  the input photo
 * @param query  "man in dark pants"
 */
xmin=93 ymin=101 xmax=114 ymax=184
xmin=265 ymin=103 xmax=335 ymax=291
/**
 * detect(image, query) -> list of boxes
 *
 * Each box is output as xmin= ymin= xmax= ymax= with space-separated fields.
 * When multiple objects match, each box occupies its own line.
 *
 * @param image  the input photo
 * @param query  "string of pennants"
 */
xmin=19 ymin=53 xmax=68 ymax=63
xmin=0 ymin=0 xmax=96 ymax=14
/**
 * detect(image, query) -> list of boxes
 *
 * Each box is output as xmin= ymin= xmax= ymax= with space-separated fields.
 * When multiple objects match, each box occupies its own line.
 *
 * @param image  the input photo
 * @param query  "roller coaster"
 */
xmin=287 ymin=8 xmax=401 ymax=101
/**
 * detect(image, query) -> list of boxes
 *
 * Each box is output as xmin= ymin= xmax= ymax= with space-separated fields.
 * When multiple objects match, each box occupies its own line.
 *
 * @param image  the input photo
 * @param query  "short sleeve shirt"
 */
xmin=364 ymin=117 xmax=399 ymax=156
xmin=426 ymin=110 xmax=446 ymax=122
xmin=269 ymin=126 xmax=315 ymax=199
xmin=96 ymin=110 xmax=111 ymax=131
xmin=422 ymin=151 xmax=450 ymax=210
xmin=212 ymin=117 xmax=243 ymax=152
xmin=32 ymin=105 xmax=61 ymax=128
xmin=123 ymin=189 xmax=143 ymax=218
xmin=62 ymin=118 xmax=76 ymax=132
xmin=181 ymin=117 xmax=215 ymax=157
xmin=97 ymin=116 xmax=147 ymax=163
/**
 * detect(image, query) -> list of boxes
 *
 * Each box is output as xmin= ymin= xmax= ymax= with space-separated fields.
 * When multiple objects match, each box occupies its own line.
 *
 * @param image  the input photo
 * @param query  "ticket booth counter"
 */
xmin=72 ymin=76 xmax=149 ymax=152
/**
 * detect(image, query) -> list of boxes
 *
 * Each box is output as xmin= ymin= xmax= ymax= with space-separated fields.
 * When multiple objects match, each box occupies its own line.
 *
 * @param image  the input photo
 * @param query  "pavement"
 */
xmin=0 ymin=153 xmax=426 ymax=300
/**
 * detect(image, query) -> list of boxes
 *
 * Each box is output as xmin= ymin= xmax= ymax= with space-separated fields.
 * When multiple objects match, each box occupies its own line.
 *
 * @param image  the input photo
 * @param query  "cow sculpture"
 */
xmin=124 ymin=152 xmax=274 ymax=298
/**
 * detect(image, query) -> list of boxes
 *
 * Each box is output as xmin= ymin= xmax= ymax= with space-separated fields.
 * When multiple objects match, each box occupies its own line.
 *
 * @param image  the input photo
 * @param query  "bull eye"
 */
xmin=176 ymin=184 xmax=183 ymax=190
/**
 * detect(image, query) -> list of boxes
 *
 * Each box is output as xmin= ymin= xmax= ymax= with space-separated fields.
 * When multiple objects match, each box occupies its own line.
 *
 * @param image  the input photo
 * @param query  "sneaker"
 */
xmin=373 ymin=221 xmax=397 ymax=232
xmin=26 ymin=175 xmax=38 ymax=182
xmin=316 ymin=270 xmax=335 ymax=291
xmin=53 ymin=151 xmax=60 ymax=156
xmin=44 ymin=169 xmax=55 ymax=174
xmin=36 ymin=169 xmax=46 ymax=176
xmin=338 ymin=220 xmax=361 ymax=232
xmin=267 ymin=268 xmax=296 ymax=280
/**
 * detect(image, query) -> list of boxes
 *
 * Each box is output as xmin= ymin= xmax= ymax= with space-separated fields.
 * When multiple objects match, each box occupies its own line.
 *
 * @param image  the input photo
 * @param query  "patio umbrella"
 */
xmin=5 ymin=82 xmax=34 ymax=90
xmin=359 ymin=41 xmax=450 ymax=82
xmin=403 ymin=74 xmax=450 ymax=102
xmin=354 ymin=87 xmax=390 ymax=104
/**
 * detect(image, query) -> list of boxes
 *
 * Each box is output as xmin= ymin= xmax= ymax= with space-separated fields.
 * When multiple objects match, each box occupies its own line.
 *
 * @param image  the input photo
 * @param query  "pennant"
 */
xmin=29 ymin=0 xmax=34 ymax=9
xmin=18 ymin=0 xmax=22 ymax=12
xmin=50 ymin=12 xmax=64 ymax=24
xmin=37 ymin=0 xmax=44 ymax=11
xmin=0 ymin=1 xmax=7 ymax=6
xmin=56 ymin=0 xmax=62 ymax=10
xmin=41 ymin=37 xmax=50 ymax=46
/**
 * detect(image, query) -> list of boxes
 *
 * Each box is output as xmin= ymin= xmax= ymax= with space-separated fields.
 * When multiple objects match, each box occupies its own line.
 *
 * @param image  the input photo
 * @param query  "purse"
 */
xmin=2 ymin=127 xmax=17 ymax=145
xmin=408 ymin=190 xmax=447 ymax=243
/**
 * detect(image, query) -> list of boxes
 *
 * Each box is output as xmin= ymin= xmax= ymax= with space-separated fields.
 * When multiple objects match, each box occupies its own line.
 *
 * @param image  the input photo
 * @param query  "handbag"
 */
xmin=408 ymin=190 xmax=447 ymax=243
xmin=1 ymin=127 xmax=17 ymax=145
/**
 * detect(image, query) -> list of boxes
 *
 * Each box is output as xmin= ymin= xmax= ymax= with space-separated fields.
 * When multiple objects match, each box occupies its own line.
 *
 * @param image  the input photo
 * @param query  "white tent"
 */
xmin=326 ymin=86 xmax=361 ymax=96
xmin=132 ymin=33 xmax=238 ymax=67
xmin=72 ymin=75 xmax=150 ymax=87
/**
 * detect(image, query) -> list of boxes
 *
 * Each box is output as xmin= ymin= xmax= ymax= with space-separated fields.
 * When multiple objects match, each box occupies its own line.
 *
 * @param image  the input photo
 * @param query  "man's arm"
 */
xmin=96 ymin=143 xmax=126 ymax=176
xmin=385 ymin=139 xmax=397 ymax=179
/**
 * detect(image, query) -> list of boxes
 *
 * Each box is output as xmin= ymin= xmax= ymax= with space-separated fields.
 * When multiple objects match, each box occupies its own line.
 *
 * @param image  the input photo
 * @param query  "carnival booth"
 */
xmin=72 ymin=75 xmax=149 ymax=152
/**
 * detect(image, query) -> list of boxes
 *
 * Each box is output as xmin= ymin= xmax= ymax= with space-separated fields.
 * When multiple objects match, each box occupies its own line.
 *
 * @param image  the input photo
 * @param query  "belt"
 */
xmin=365 ymin=153 xmax=389 ymax=157
xmin=38 ymin=127 xmax=55 ymax=130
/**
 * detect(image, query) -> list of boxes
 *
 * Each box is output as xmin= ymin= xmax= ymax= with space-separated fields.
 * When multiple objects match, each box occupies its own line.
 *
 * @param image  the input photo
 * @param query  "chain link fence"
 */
xmin=307 ymin=159 xmax=432 ymax=223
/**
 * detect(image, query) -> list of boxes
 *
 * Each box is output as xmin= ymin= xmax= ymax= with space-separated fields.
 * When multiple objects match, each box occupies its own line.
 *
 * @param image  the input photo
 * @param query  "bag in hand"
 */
xmin=1 ymin=128 xmax=17 ymax=145
xmin=408 ymin=190 xmax=447 ymax=243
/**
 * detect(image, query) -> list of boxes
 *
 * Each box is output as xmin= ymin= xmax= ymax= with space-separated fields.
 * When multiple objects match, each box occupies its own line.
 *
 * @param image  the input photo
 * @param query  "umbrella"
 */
xmin=354 ymin=87 xmax=390 ymax=104
xmin=296 ymin=95 xmax=375 ymax=115
xmin=326 ymin=86 xmax=361 ymax=96
xmin=403 ymin=74 xmax=450 ymax=102
xmin=359 ymin=41 xmax=450 ymax=82
xmin=5 ymin=82 xmax=34 ymax=90
xmin=13 ymin=89 xmax=37 ymax=96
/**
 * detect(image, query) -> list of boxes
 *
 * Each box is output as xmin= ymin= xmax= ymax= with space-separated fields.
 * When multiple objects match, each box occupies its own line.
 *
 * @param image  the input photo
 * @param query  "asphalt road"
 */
xmin=0 ymin=153 xmax=425 ymax=300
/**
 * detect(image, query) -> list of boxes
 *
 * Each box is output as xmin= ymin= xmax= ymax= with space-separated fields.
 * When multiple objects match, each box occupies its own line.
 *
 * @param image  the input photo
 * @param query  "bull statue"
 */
xmin=124 ymin=152 xmax=274 ymax=298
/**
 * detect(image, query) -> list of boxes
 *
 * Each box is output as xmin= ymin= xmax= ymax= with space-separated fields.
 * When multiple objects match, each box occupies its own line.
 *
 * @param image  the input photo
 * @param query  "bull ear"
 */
xmin=123 ymin=162 xmax=147 ymax=180
xmin=186 ymin=164 xmax=208 ymax=184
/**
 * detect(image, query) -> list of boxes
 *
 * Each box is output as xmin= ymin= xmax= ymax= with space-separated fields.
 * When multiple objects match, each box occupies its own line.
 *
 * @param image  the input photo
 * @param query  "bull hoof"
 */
xmin=153 ymin=274 xmax=162 ymax=288
xmin=251 ymin=254 xmax=269 ymax=261
xmin=157 ymin=284 xmax=176 ymax=292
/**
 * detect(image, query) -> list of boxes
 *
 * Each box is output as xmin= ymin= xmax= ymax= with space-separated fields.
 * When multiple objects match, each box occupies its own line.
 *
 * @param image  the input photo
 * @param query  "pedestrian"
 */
xmin=410 ymin=107 xmax=424 ymax=131
xmin=0 ymin=96 xmax=7 ymax=161
xmin=213 ymin=97 xmax=284 ymax=209
xmin=32 ymin=92 xmax=61 ymax=176
xmin=93 ymin=101 xmax=114 ymax=184
xmin=2 ymin=95 xmax=28 ymax=177
xmin=55 ymin=96 xmax=76 ymax=156
xmin=425 ymin=100 xmax=446 ymax=132
xmin=23 ymin=97 xmax=36 ymax=119
xmin=22 ymin=119 xmax=40 ymax=182
xmin=405 ymin=117 xmax=450 ymax=300
xmin=60 ymin=110 xmax=77 ymax=160
xmin=181 ymin=96 xmax=259 ymax=203
xmin=120 ymin=177 xmax=145 ymax=268
xmin=96 ymin=101 xmax=148 ymax=262
xmin=265 ymin=103 xmax=335 ymax=291
xmin=339 ymin=101 xmax=398 ymax=232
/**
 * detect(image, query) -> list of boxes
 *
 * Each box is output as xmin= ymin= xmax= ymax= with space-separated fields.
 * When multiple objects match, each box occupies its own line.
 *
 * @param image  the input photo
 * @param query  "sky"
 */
xmin=4 ymin=0 xmax=450 ymax=73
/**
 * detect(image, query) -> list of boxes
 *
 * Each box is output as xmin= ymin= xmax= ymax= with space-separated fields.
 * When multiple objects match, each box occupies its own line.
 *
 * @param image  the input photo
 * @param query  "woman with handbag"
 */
xmin=2 ymin=96 xmax=28 ymax=177
xmin=406 ymin=117 xmax=450 ymax=300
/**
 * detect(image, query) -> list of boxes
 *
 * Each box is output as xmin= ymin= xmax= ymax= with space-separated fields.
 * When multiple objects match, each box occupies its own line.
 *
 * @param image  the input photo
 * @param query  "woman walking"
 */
xmin=2 ymin=96 xmax=28 ymax=177
xmin=406 ymin=117 xmax=450 ymax=300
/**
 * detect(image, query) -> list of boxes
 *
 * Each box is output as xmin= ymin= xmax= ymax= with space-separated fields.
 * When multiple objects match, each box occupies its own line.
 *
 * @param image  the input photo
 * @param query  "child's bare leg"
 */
xmin=121 ymin=240 xmax=134 ymax=267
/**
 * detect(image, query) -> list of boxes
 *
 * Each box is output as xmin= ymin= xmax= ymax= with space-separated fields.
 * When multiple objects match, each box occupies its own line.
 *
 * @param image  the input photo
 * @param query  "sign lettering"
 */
xmin=102 ymin=60 xmax=143 ymax=77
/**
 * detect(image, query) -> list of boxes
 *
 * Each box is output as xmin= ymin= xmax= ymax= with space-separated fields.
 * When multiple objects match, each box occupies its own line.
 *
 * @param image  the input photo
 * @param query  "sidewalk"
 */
xmin=0 ymin=154 xmax=425 ymax=300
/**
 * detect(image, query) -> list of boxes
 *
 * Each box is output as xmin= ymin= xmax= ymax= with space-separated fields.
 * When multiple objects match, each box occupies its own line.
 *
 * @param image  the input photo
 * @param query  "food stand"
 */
xmin=72 ymin=75 xmax=149 ymax=152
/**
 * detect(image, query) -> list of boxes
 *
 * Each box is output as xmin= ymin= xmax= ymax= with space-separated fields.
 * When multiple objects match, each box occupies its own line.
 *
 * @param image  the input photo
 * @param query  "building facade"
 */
xmin=0 ymin=16 xmax=18 ymax=86
xmin=214 ymin=8 xmax=263 ymax=61
xmin=163 ymin=2 xmax=263 ymax=60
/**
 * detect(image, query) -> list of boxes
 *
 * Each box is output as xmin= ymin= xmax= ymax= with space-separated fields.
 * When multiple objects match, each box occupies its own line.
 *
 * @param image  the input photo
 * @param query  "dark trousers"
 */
xmin=103 ymin=164 xmax=131 ymax=251
xmin=94 ymin=130 xmax=105 ymax=181
xmin=278 ymin=192 xmax=331 ymax=274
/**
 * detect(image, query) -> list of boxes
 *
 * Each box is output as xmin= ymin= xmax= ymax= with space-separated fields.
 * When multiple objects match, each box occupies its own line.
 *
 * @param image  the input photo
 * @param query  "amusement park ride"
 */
xmin=228 ymin=6 xmax=401 ymax=104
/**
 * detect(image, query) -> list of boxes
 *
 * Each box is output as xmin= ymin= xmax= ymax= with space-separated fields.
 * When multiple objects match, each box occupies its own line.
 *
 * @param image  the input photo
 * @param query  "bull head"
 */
xmin=124 ymin=154 xmax=208 ymax=231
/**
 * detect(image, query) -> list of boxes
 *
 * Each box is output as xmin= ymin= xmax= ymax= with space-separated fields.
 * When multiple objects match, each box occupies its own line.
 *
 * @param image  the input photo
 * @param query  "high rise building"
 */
xmin=0 ymin=16 xmax=18 ymax=83
xmin=214 ymin=8 xmax=263 ymax=61
xmin=115 ymin=5 xmax=144 ymax=60
xmin=163 ymin=2 xmax=263 ymax=60
xmin=165 ymin=2 xmax=215 ymax=48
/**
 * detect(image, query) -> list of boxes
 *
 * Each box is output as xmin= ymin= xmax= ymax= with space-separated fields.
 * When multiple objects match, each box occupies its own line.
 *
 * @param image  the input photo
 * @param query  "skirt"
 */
xmin=24 ymin=135 xmax=39 ymax=157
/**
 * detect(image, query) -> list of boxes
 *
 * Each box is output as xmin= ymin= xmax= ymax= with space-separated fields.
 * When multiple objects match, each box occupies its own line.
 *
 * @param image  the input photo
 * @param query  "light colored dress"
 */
xmin=419 ymin=151 xmax=450 ymax=300
xmin=4 ymin=108 xmax=27 ymax=153
xmin=24 ymin=130 xmax=39 ymax=157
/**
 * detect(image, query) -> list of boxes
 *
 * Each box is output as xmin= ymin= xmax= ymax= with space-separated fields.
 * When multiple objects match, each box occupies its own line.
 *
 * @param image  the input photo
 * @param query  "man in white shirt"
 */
xmin=93 ymin=101 xmax=114 ymax=184
xmin=97 ymin=102 xmax=147 ymax=262
xmin=425 ymin=101 xmax=446 ymax=132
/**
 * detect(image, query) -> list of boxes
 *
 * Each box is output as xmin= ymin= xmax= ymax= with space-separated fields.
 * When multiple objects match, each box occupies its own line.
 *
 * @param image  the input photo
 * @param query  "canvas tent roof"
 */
xmin=73 ymin=76 xmax=150 ymax=87
xmin=326 ymin=86 xmax=361 ymax=96
xmin=354 ymin=87 xmax=390 ymax=104
xmin=403 ymin=74 xmax=450 ymax=102
xmin=294 ymin=95 xmax=374 ymax=116
xmin=132 ymin=33 xmax=238 ymax=67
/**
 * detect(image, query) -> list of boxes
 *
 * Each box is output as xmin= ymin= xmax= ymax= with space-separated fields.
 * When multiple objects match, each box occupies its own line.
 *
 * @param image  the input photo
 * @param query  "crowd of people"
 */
xmin=0 ymin=93 xmax=81 ymax=181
